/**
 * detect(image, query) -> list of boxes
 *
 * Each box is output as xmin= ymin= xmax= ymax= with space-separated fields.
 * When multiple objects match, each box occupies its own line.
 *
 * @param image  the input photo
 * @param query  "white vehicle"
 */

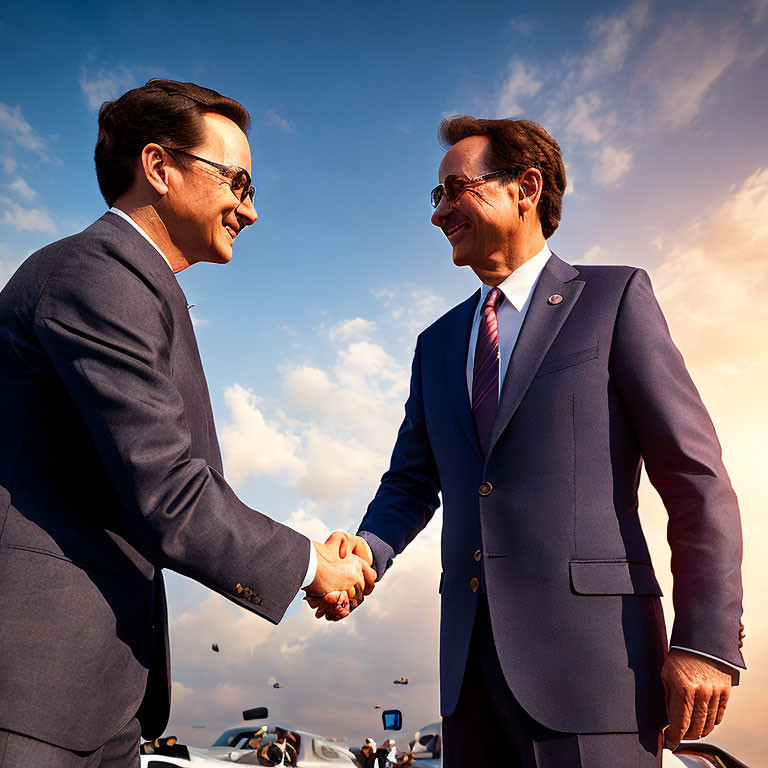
xmin=202 ymin=723 xmax=356 ymax=765
xmin=140 ymin=713 xmax=358 ymax=767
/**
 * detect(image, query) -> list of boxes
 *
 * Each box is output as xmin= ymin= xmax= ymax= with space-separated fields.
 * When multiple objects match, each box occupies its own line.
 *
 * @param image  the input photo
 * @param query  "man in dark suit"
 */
xmin=0 ymin=79 xmax=374 ymax=767
xmin=310 ymin=117 xmax=745 ymax=767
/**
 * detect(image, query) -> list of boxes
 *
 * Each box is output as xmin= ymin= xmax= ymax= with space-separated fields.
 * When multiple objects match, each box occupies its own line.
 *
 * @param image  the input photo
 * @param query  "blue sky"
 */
xmin=2 ymin=0 xmax=767 ymax=759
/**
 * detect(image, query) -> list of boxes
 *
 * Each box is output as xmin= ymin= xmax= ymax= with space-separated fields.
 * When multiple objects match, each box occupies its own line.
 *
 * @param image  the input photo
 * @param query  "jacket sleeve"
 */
xmin=610 ymin=268 xmax=744 ymax=669
xmin=34 ymin=253 xmax=309 ymax=623
xmin=357 ymin=335 xmax=441 ymax=579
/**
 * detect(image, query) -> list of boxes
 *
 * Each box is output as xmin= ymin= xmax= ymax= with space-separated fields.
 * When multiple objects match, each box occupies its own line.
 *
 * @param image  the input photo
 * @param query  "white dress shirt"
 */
xmin=466 ymin=244 xmax=551 ymax=398
xmin=106 ymin=208 xmax=317 ymax=589
xmin=464 ymin=244 xmax=737 ymax=675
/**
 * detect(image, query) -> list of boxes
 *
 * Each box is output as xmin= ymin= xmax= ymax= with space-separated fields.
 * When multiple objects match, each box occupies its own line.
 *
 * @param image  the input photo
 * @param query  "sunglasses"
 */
xmin=430 ymin=168 xmax=523 ymax=209
xmin=159 ymin=145 xmax=256 ymax=204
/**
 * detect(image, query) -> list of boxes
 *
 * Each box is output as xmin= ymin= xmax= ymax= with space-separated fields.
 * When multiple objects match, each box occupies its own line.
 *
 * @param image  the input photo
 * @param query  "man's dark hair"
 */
xmin=438 ymin=116 xmax=566 ymax=239
xmin=95 ymin=79 xmax=251 ymax=206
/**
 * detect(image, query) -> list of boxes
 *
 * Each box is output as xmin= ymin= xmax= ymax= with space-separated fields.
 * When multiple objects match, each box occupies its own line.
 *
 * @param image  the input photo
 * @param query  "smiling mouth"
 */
xmin=444 ymin=222 xmax=468 ymax=239
xmin=224 ymin=225 xmax=239 ymax=242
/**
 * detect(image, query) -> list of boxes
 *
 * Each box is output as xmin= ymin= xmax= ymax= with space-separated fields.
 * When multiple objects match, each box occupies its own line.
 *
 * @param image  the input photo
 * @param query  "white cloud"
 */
xmin=7 ymin=177 xmax=35 ymax=202
xmin=296 ymin=427 xmax=381 ymax=503
xmin=578 ymin=0 xmax=651 ymax=85
xmin=371 ymin=285 xmax=447 ymax=340
xmin=489 ymin=3 xmax=760 ymax=191
xmin=0 ymin=197 xmax=56 ymax=232
xmin=1 ymin=155 xmax=17 ymax=174
xmin=632 ymin=18 xmax=740 ymax=130
xmin=497 ymin=59 xmax=543 ymax=116
xmin=653 ymin=167 xmax=768 ymax=366
xmin=218 ymin=286 xmax=443 ymax=530
xmin=592 ymin=144 xmax=633 ymax=186
xmin=284 ymin=506 xmax=332 ymax=542
xmin=219 ymin=384 xmax=303 ymax=486
xmin=0 ymin=103 xmax=45 ymax=153
xmin=560 ymin=91 xmax=613 ymax=144
xmin=329 ymin=317 xmax=376 ymax=342
xmin=79 ymin=65 xmax=167 ymax=112
xmin=508 ymin=16 xmax=534 ymax=35
xmin=266 ymin=106 xmax=295 ymax=135
xmin=581 ymin=245 xmax=608 ymax=264
xmin=751 ymin=0 xmax=768 ymax=24
xmin=190 ymin=315 xmax=210 ymax=329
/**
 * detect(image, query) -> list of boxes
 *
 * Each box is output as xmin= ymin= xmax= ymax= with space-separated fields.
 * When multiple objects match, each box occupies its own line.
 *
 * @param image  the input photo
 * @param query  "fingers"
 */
xmin=682 ymin=689 xmax=712 ymax=741
xmin=715 ymin=685 xmax=730 ymax=726
xmin=305 ymin=535 xmax=377 ymax=620
xmin=362 ymin=561 xmax=378 ymax=595
xmin=661 ymin=649 xmax=734 ymax=750
xmin=738 ymin=622 xmax=745 ymax=649
xmin=699 ymin=691 xmax=720 ymax=738
xmin=663 ymin=685 xmax=694 ymax=750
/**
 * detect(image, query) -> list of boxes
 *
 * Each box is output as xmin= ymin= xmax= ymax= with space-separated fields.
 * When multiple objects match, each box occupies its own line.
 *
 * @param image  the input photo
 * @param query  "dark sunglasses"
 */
xmin=159 ymin=145 xmax=256 ymax=204
xmin=430 ymin=168 xmax=523 ymax=209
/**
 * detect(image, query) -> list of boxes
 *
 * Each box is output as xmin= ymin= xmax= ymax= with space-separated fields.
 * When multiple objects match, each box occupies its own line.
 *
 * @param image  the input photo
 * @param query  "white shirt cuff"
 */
xmin=300 ymin=539 xmax=317 ymax=589
xmin=669 ymin=645 xmax=739 ymax=672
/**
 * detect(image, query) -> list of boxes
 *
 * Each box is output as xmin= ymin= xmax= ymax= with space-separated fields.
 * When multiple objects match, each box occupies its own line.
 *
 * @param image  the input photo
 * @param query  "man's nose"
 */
xmin=431 ymin=196 xmax=451 ymax=227
xmin=236 ymin=195 xmax=258 ymax=226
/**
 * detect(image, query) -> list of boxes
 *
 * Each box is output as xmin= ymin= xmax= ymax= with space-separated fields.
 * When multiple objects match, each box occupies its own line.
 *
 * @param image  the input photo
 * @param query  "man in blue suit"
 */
xmin=310 ymin=117 xmax=745 ymax=767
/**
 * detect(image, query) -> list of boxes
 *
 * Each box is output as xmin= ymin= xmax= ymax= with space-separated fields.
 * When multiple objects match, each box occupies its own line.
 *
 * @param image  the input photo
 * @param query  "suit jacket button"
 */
xmin=470 ymin=577 xmax=480 ymax=592
xmin=473 ymin=549 xmax=482 ymax=562
xmin=478 ymin=482 xmax=493 ymax=496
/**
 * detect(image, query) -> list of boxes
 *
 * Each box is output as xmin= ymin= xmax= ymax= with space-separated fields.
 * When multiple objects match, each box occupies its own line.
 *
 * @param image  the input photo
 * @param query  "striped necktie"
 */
xmin=472 ymin=287 xmax=504 ymax=454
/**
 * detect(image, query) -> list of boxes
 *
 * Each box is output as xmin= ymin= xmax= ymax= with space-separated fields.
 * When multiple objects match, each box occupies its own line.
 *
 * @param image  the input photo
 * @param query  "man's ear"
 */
xmin=517 ymin=168 xmax=543 ymax=213
xmin=140 ymin=144 xmax=171 ymax=197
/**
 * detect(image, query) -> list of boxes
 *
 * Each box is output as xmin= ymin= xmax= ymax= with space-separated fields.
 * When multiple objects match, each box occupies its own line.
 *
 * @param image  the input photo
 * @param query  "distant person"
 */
xmin=355 ymin=738 xmax=377 ymax=768
xmin=310 ymin=116 xmax=745 ymax=767
xmin=375 ymin=739 xmax=398 ymax=768
xmin=0 ymin=78 xmax=375 ymax=768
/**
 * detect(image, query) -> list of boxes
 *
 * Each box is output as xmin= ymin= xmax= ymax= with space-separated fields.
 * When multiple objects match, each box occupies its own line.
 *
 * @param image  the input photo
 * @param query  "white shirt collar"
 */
xmin=108 ymin=207 xmax=174 ymax=272
xmin=479 ymin=244 xmax=551 ymax=311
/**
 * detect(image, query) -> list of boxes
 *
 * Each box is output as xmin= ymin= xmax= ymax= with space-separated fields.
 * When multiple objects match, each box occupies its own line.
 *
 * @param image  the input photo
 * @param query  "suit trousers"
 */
xmin=442 ymin=597 xmax=662 ymax=768
xmin=0 ymin=718 xmax=140 ymax=768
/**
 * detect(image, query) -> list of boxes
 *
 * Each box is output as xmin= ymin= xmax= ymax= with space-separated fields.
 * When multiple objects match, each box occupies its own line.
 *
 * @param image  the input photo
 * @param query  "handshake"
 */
xmin=303 ymin=531 xmax=377 ymax=621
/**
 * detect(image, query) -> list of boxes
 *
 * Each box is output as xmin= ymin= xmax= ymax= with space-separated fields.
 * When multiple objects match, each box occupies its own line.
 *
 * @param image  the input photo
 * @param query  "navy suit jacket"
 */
xmin=0 ymin=213 xmax=310 ymax=751
xmin=359 ymin=254 xmax=744 ymax=733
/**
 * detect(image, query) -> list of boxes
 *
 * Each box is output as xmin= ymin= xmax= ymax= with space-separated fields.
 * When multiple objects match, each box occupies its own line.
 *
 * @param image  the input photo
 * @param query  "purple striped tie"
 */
xmin=472 ymin=287 xmax=504 ymax=454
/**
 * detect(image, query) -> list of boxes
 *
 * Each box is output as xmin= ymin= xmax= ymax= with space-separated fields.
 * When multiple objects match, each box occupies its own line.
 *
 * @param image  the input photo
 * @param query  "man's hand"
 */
xmin=303 ymin=532 xmax=376 ymax=619
xmin=304 ymin=532 xmax=376 ymax=620
xmin=661 ymin=648 xmax=735 ymax=750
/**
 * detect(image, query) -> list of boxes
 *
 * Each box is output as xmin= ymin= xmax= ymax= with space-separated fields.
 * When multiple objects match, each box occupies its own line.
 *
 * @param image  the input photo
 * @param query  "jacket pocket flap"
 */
xmin=535 ymin=345 xmax=599 ymax=377
xmin=569 ymin=560 xmax=662 ymax=596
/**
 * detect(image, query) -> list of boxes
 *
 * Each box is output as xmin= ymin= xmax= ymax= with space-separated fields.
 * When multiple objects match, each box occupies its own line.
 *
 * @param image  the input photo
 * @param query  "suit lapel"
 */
xmin=487 ymin=254 xmax=584 ymax=455
xmin=444 ymin=290 xmax=484 ymax=461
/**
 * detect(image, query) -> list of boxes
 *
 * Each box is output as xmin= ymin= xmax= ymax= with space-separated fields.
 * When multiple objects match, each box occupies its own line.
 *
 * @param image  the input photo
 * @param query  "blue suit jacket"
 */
xmin=0 ymin=213 xmax=310 ymax=751
xmin=359 ymin=254 xmax=744 ymax=733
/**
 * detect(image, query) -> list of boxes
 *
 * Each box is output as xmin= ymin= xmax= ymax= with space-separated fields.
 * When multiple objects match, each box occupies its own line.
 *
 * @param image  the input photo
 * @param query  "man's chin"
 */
xmin=451 ymin=246 xmax=472 ymax=267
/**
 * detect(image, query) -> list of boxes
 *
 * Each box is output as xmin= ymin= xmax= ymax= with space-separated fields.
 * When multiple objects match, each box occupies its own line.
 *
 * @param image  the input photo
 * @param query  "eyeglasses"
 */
xmin=158 ymin=145 xmax=256 ymax=204
xmin=430 ymin=168 xmax=523 ymax=209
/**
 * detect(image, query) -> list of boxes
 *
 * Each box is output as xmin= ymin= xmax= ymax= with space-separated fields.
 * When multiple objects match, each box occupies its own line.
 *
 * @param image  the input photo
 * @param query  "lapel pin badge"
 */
xmin=547 ymin=294 xmax=564 ymax=305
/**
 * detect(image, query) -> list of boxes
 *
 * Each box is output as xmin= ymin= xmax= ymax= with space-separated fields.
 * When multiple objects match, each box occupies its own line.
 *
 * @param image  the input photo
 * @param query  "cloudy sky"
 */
xmin=1 ymin=0 xmax=767 ymax=761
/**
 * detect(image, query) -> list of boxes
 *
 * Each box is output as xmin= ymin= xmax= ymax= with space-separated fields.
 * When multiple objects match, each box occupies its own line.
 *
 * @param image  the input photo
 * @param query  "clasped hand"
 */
xmin=303 ymin=531 xmax=377 ymax=620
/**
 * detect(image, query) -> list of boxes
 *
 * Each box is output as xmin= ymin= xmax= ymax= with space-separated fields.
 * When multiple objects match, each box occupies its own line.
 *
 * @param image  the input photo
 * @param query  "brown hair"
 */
xmin=438 ymin=116 xmax=566 ymax=238
xmin=95 ymin=79 xmax=251 ymax=206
